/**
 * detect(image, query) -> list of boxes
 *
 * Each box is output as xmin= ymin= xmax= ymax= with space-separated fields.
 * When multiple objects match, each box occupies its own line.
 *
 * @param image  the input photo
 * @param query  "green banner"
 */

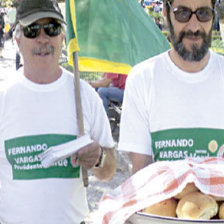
xmin=5 ymin=134 xmax=80 ymax=180
xmin=151 ymin=128 xmax=224 ymax=161
xmin=66 ymin=0 xmax=170 ymax=74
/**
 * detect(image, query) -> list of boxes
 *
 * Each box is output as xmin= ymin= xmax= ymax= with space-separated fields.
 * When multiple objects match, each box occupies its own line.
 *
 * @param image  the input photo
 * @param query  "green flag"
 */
xmin=66 ymin=0 xmax=170 ymax=75
xmin=66 ymin=0 xmax=80 ymax=55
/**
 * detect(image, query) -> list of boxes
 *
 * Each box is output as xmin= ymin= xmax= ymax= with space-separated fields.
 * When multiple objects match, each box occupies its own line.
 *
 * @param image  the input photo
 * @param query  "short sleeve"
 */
xmin=118 ymin=65 xmax=152 ymax=155
xmin=81 ymin=81 xmax=114 ymax=148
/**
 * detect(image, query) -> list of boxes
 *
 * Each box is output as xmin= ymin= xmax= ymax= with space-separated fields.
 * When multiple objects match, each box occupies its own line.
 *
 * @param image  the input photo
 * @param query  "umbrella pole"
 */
xmin=73 ymin=51 xmax=88 ymax=187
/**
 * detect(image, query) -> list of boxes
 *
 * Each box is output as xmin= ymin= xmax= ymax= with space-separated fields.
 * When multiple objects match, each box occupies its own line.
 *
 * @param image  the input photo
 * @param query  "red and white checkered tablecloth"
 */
xmin=96 ymin=158 xmax=224 ymax=224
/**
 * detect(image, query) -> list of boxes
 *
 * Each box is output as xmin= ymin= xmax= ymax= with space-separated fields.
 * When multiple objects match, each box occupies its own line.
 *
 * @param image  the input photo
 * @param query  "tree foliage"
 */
xmin=0 ymin=0 xmax=19 ymax=7
xmin=218 ymin=0 xmax=224 ymax=21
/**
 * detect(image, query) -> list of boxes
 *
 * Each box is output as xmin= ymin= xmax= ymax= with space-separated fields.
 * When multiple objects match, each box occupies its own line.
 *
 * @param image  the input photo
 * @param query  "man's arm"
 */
xmin=130 ymin=152 xmax=153 ymax=174
xmin=92 ymin=147 xmax=116 ymax=181
xmin=89 ymin=76 xmax=112 ymax=88
xmin=71 ymin=141 xmax=116 ymax=181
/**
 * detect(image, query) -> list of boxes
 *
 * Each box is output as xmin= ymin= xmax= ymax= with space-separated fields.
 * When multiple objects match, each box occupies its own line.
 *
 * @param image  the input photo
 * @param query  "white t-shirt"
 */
xmin=118 ymin=50 xmax=224 ymax=161
xmin=7 ymin=7 xmax=16 ymax=24
xmin=0 ymin=68 xmax=114 ymax=224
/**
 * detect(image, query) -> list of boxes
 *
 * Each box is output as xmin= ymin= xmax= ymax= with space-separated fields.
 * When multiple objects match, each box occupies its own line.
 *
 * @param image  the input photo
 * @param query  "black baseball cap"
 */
xmin=16 ymin=0 xmax=66 ymax=26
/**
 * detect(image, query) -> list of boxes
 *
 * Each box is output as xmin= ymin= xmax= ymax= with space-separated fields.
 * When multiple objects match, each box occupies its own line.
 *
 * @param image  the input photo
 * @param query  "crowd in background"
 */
xmin=0 ymin=4 xmax=22 ymax=69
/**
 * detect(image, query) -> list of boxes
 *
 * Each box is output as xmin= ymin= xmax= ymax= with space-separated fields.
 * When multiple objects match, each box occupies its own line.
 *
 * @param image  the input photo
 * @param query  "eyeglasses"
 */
xmin=23 ymin=21 xmax=62 ymax=39
xmin=168 ymin=1 xmax=214 ymax=23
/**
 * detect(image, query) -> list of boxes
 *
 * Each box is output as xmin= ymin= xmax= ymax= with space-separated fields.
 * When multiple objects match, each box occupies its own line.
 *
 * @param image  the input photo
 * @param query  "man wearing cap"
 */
xmin=0 ymin=0 xmax=116 ymax=224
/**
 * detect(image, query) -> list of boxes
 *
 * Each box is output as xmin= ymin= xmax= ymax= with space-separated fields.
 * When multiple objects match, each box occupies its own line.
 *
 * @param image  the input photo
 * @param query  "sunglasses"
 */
xmin=168 ymin=1 xmax=214 ymax=23
xmin=23 ymin=21 xmax=62 ymax=39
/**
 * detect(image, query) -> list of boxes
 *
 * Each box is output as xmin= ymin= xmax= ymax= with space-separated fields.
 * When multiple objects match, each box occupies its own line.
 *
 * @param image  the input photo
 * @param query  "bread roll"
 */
xmin=174 ymin=183 xmax=198 ymax=199
xmin=219 ymin=202 xmax=224 ymax=219
xmin=176 ymin=192 xmax=218 ymax=220
xmin=143 ymin=198 xmax=177 ymax=217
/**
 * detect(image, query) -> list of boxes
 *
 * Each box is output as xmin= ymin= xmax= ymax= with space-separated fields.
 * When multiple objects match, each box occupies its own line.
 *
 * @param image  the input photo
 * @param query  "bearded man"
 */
xmin=118 ymin=0 xmax=224 ymax=173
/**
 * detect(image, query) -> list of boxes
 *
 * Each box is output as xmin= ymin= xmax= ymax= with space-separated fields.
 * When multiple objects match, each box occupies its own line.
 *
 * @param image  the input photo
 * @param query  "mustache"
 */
xmin=179 ymin=30 xmax=206 ymax=40
xmin=32 ymin=45 xmax=54 ymax=55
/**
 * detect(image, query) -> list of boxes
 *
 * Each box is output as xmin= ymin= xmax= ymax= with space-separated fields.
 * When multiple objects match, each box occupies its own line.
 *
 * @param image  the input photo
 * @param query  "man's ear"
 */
xmin=15 ymin=37 xmax=20 ymax=47
xmin=60 ymin=33 xmax=65 ymax=43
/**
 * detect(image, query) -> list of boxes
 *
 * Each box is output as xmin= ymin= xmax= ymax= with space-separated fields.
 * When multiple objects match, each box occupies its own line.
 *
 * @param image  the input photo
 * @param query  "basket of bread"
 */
xmin=97 ymin=158 xmax=224 ymax=224
xmin=129 ymin=183 xmax=224 ymax=224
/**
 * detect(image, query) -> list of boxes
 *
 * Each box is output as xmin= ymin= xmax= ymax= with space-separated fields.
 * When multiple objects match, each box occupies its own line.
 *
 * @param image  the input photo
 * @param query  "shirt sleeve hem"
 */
xmin=117 ymin=143 xmax=151 ymax=156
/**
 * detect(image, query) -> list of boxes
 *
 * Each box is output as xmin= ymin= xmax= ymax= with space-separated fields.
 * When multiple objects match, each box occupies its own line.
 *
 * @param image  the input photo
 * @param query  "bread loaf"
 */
xmin=219 ymin=202 xmax=224 ymax=219
xmin=176 ymin=192 xmax=218 ymax=220
xmin=174 ymin=183 xmax=198 ymax=199
xmin=143 ymin=198 xmax=177 ymax=217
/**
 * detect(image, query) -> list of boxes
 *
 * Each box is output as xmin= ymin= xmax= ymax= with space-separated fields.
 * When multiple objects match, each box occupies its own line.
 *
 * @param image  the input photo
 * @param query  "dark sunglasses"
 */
xmin=168 ymin=1 xmax=214 ymax=23
xmin=23 ymin=21 xmax=62 ymax=39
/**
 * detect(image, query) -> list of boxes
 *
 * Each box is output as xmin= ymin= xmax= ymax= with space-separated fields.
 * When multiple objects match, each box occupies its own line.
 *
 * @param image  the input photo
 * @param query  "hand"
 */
xmin=70 ymin=141 xmax=101 ymax=169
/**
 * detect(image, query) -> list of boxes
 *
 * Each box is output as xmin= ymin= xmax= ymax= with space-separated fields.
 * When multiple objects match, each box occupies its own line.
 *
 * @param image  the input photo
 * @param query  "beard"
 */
xmin=168 ymin=22 xmax=212 ymax=62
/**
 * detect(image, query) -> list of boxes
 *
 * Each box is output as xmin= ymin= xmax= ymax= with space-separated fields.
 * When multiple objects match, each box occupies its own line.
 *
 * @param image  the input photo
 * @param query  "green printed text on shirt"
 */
xmin=5 ymin=134 xmax=80 ymax=180
xmin=151 ymin=128 xmax=224 ymax=161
